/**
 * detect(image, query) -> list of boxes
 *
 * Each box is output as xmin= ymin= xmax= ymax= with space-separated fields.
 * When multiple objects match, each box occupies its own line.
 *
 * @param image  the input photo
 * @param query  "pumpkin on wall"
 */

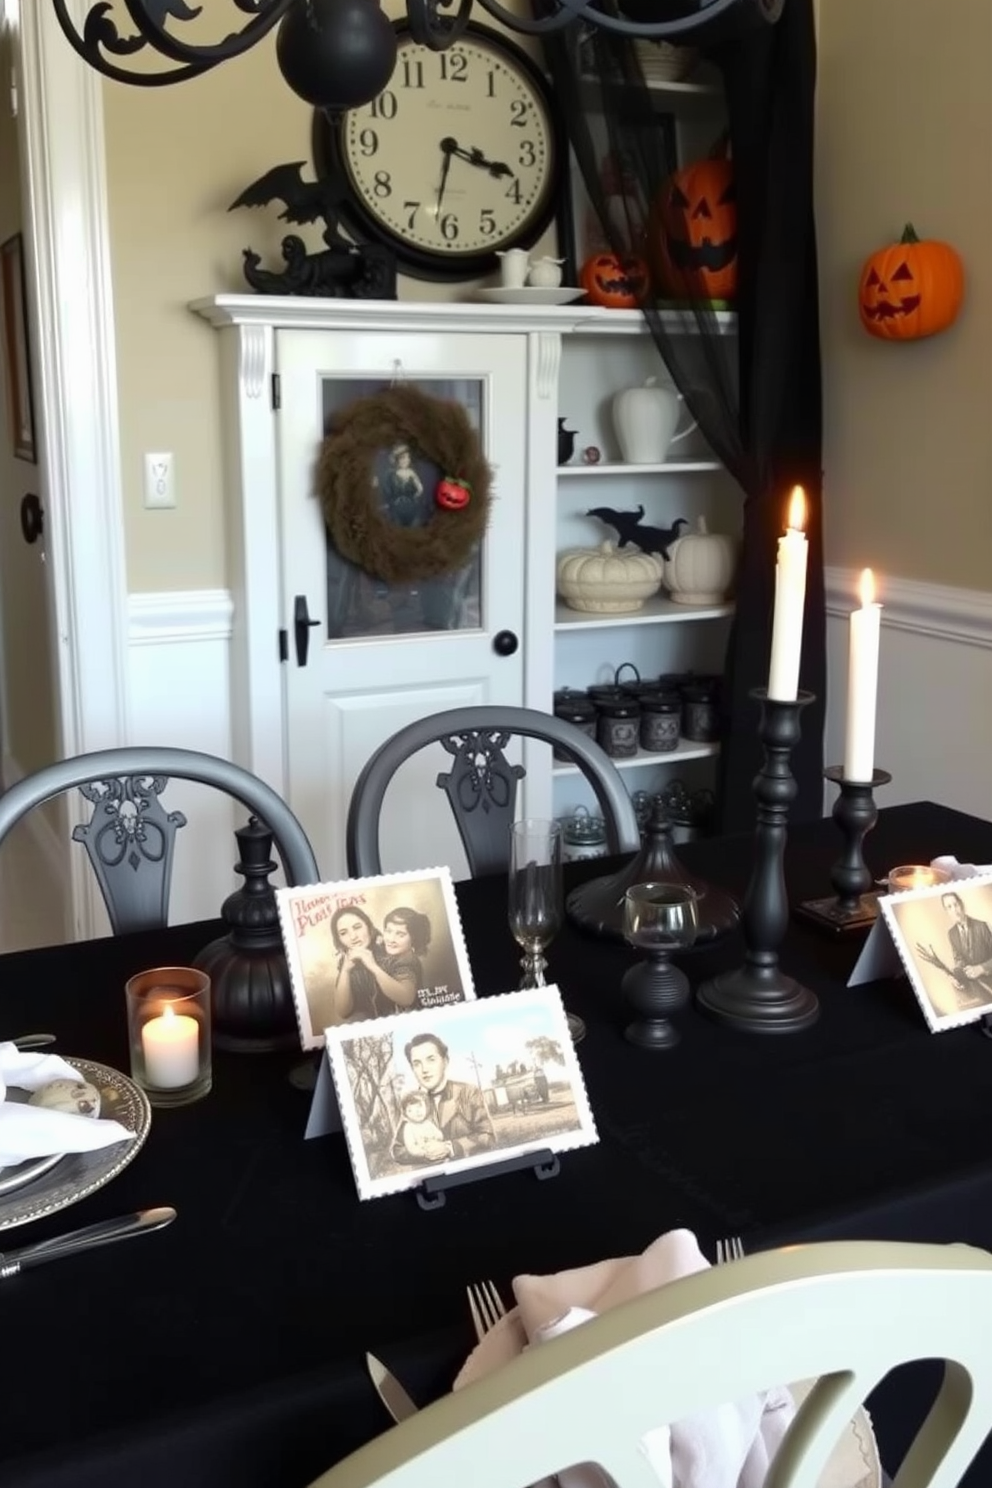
xmin=651 ymin=153 xmax=738 ymax=302
xmin=858 ymin=224 xmax=964 ymax=341
xmin=579 ymin=252 xmax=650 ymax=310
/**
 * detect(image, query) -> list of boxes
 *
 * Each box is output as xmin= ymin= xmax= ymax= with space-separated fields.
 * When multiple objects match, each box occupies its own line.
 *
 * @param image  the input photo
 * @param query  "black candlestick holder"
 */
xmin=796 ymin=766 xmax=892 ymax=935
xmin=696 ymin=688 xmax=819 ymax=1035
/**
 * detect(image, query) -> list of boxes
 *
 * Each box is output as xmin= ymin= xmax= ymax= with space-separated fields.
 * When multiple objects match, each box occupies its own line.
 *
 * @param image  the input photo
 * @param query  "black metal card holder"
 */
xmin=415 ymin=1148 xmax=560 ymax=1211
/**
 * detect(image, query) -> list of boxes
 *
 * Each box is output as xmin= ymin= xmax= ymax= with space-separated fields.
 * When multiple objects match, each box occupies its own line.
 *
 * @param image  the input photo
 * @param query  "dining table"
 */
xmin=2 ymin=799 xmax=992 ymax=1488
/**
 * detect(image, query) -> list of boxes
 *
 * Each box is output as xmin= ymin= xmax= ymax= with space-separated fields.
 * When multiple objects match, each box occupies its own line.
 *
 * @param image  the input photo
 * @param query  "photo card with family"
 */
xmin=323 ymin=986 xmax=599 ymax=1201
xmin=276 ymin=867 xmax=476 ymax=1050
xmin=879 ymin=873 xmax=992 ymax=1033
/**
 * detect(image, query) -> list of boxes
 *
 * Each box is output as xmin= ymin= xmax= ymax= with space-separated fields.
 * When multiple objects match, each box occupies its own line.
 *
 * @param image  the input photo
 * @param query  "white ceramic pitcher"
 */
xmin=496 ymin=248 xmax=530 ymax=289
xmin=612 ymin=377 xmax=698 ymax=464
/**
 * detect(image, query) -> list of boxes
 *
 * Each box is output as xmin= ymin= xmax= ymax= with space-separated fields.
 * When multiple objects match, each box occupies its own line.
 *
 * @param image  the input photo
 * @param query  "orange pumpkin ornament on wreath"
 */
xmin=580 ymin=252 xmax=650 ymax=309
xmin=651 ymin=153 xmax=738 ymax=302
xmin=858 ymin=224 xmax=964 ymax=340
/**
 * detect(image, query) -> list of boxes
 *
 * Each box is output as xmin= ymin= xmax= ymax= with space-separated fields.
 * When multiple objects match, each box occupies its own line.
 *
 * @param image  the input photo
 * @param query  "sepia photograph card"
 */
xmin=879 ymin=873 xmax=992 ymax=1032
xmin=324 ymin=986 xmax=599 ymax=1200
xmin=276 ymin=867 xmax=476 ymax=1050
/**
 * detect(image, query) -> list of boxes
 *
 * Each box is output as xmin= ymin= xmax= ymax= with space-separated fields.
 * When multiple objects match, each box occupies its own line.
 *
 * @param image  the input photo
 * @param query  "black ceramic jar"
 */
xmin=639 ymin=690 xmax=683 ymax=754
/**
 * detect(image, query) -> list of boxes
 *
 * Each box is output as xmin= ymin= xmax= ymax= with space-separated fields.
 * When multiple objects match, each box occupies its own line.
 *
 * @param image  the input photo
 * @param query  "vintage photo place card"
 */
xmin=276 ymin=867 xmax=476 ymax=1050
xmin=324 ymin=987 xmax=599 ymax=1201
xmin=879 ymin=873 xmax=992 ymax=1033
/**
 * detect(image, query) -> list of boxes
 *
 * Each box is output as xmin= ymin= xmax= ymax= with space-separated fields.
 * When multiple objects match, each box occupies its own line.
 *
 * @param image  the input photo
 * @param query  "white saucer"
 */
xmin=474 ymin=287 xmax=585 ymax=306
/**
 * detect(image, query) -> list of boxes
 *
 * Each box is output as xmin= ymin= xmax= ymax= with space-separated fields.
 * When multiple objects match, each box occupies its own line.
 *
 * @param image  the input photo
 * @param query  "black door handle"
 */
xmin=493 ymin=630 xmax=519 ymax=657
xmin=293 ymin=595 xmax=321 ymax=667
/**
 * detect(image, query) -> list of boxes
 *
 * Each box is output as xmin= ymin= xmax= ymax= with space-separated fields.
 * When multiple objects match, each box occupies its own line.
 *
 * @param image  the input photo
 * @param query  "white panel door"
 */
xmin=276 ymin=328 xmax=528 ymax=881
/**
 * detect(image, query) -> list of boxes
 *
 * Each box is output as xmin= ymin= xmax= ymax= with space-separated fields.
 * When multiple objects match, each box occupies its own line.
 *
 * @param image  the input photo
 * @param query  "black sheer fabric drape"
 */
xmin=539 ymin=0 xmax=825 ymax=833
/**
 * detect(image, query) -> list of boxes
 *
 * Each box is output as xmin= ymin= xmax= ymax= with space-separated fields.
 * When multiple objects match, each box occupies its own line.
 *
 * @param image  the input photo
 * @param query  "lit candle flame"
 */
xmin=859 ymin=567 xmax=876 ymax=606
xmin=162 ymin=1004 xmax=176 ymax=1023
xmin=787 ymin=485 xmax=806 ymax=532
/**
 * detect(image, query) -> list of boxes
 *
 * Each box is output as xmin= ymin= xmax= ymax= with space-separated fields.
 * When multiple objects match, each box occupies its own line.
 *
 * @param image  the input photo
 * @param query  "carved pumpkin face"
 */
xmin=858 ymin=225 xmax=964 ymax=340
xmin=580 ymin=252 xmax=649 ymax=310
xmin=652 ymin=156 xmax=738 ymax=301
xmin=435 ymin=476 xmax=472 ymax=511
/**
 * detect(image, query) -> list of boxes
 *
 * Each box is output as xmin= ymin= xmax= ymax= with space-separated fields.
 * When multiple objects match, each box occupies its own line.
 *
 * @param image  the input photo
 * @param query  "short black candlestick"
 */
xmin=696 ymin=688 xmax=819 ymax=1034
xmin=795 ymin=766 xmax=892 ymax=934
xmin=622 ymin=954 xmax=690 ymax=1050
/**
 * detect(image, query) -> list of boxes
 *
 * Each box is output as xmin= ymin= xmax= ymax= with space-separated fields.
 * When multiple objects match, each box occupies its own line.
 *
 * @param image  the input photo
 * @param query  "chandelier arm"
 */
xmin=404 ymin=0 xmax=474 ymax=50
xmin=473 ymin=0 xmax=744 ymax=38
xmin=117 ymin=0 xmax=294 ymax=67
xmin=51 ymin=0 xmax=222 ymax=82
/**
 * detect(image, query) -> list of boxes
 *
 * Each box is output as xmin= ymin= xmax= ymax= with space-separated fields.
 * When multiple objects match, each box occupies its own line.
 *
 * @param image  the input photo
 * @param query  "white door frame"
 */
xmin=13 ymin=0 xmax=130 ymax=934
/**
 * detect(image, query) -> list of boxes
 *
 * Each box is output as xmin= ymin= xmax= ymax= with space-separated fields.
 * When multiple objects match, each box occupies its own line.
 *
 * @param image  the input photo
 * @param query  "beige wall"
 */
xmin=0 ymin=33 xmax=59 ymax=775
xmin=103 ymin=13 xmax=555 ymax=593
xmin=816 ymin=0 xmax=992 ymax=588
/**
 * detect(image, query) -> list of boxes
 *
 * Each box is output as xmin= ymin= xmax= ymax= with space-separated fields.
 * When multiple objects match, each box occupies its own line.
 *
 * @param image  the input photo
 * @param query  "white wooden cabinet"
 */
xmin=192 ymin=297 xmax=740 ymax=879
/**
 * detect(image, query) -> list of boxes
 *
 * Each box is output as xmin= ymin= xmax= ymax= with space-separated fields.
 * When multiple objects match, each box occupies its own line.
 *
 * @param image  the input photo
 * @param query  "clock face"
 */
xmin=316 ymin=25 xmax=563 ymax=280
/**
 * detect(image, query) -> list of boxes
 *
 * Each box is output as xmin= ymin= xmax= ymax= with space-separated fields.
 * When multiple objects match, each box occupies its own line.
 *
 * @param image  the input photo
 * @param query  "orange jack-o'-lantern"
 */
xmin=651 ymin=155 xmax=738 ymax=302
xmin=579 ymin=252 xmax=649 ymax=310
xmin=858 ymin=224 xmax=964 ymax=340
xmin=435 ymin=476 xmax=472 ymax=511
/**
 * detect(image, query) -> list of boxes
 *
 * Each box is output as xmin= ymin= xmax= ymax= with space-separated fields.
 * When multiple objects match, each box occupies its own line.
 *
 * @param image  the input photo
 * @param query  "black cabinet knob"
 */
xmin=493 ymin=630 xmax=519 ymax=657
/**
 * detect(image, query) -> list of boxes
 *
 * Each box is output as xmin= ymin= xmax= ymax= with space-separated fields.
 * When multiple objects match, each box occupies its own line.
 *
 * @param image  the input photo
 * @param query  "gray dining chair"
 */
xmin=0 ymin=747 xmax=319 ymax=935
xmin=346 ymin=705 xmax=641 ymax=878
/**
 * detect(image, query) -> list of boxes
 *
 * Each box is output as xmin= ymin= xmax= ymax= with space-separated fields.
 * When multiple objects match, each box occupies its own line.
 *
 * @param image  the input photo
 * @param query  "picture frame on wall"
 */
xmin=0 ymin=234 xmax=37 ymax=464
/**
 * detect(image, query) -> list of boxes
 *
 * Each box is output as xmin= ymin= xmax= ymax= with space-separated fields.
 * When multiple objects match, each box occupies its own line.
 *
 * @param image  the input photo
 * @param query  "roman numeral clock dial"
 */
xmin=316 ymin=24 xmax=564 ymax=280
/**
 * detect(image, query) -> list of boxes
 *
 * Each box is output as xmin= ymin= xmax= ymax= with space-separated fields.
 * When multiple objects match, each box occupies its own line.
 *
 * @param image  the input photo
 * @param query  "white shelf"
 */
xmin=553 ymin=738 xmax=719 ymax=777
xmin=555 ymin=596 xmax=733 ymax=630
xmin=558 ymin=461 xmax=723 ymax=477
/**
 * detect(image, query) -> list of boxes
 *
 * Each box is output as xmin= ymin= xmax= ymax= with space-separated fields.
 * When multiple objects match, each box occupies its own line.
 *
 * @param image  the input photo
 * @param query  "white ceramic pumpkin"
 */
xmin=556 ymin=541 xmax=663 ymax=613
xmin=662 ymin=517 xmax=737 ymax=604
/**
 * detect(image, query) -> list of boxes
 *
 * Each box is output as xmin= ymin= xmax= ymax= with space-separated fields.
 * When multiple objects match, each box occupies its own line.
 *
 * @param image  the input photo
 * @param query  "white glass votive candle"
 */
xmin=125 ymin=966 xmax=212 ymax=1108
xmin=886 ymin=864 xmax=952 ymax=894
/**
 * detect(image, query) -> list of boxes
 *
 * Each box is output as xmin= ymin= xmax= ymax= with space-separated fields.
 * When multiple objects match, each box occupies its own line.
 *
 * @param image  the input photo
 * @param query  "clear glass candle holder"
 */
xmin=125 ymin=966 xmax=212 ymax=1108
xmin=886 ymin=864 xmax=952 ymax=894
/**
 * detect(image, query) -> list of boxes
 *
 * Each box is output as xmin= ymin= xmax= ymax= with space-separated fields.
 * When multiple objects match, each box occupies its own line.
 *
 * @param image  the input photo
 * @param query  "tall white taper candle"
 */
xmin=766 ymin=486 xmax=809 ymax=701
xmin=843 ymin=567 xmax=882 ymax=782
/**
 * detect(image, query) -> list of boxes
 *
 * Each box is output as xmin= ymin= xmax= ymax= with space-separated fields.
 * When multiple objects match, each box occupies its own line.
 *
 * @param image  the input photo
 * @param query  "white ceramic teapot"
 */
xmin=612 ymin=377 xmax=698 ymax=465
xmin=528 ymin=256 xmax=565 ymax=288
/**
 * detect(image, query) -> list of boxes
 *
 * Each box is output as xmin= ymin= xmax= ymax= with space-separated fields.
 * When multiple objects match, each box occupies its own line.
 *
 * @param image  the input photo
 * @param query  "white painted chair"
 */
xmin=307 ymin=1240 xmax=992 ymax=1488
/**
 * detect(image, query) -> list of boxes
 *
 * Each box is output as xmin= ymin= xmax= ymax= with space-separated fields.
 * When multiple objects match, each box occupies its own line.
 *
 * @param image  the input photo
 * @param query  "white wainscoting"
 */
xmin=824 ymin=568 xmax=992 ymax=824
xmin=127 ymin=591 xmax=240 ymax=931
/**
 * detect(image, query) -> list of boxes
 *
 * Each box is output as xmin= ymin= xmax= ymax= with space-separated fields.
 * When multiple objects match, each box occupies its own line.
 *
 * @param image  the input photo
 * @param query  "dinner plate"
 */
xmin=473 ymin=287 xmax=585 ymax=306
xmin=0 ymin=1058 xmax=151 ymax=1231
xmin=454 ymin=1309 xmax=881 ymax=1488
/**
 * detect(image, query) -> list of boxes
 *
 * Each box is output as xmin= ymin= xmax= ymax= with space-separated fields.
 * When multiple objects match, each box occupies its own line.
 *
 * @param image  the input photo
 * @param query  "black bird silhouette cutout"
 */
xmin=586 ymin=506 xmax=688 ymax=560
xmin=228 ymin=162 xmax=351 ymax=248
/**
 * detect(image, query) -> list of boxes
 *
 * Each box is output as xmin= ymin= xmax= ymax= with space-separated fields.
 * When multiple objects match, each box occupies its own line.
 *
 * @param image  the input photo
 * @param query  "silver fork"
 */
xmin=715 ymin=1236 xmax=745 ymax=1265
xmin=467 ymin=1278 xmax=507 ymax=1341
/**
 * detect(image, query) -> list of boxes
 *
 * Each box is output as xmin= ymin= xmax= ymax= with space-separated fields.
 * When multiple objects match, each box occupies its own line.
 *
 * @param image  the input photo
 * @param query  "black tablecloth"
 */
xmin=2 ymin=801 xmax=992 ymax=1488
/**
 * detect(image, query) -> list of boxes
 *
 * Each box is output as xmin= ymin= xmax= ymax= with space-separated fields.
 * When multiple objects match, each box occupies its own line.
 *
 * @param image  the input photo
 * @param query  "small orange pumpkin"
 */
xmin=435 ymin=475 xmax=472 ymax=511
xmin=580 ymin=252 xmax=649 ymax=310
xmin=651 ymin=154 xmax=738 ymax=301
xmin=858 ymin=224 xmax=964 ymax=340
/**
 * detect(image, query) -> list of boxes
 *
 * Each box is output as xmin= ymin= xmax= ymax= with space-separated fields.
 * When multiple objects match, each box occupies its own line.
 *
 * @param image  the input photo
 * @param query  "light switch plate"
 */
xmin=143 ymin=452 xmax=175 ymax=509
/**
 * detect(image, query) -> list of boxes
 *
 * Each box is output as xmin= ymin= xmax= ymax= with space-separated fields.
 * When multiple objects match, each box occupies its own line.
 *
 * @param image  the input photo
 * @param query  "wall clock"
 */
xmin=314 ymin=23 xmax=565 ymax=282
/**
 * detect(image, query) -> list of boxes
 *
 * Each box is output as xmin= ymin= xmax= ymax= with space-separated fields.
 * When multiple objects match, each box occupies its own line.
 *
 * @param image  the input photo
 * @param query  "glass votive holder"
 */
xmin=125 ymin=966 xmax=212 ymax=1108
xmin=886 ymin=864 xmax=952 ymax=894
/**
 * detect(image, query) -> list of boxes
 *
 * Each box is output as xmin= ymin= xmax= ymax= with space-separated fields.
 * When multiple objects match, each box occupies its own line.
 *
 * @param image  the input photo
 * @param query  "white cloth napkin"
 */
xmin=931 ymin=856 xmax=992 ymax=881
xmin=0 ymin=1044 xmax=136 ymax=1167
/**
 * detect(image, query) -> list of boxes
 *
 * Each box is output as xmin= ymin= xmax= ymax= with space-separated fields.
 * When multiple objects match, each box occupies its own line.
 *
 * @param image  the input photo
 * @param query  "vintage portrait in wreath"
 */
xmin=276 ymin=868 xmax=476 ymax=1050
xmin=880 ymin=873 xmax=992 ymax=1032
xmin=324 ymin=987 xmax=599 ymax=1200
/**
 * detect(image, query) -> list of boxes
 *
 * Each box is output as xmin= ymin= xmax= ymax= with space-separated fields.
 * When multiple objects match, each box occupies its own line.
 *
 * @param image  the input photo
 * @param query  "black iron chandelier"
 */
xmin=52 ymin=0 xmax=782 ymax=112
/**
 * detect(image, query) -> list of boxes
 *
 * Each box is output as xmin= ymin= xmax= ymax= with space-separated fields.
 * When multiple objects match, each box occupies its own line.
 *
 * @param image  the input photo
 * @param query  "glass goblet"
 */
xmin=508 ymin=818 xmax=584 ymax=1042
xmin=621 ymin=882 xmax=699 ymax=1049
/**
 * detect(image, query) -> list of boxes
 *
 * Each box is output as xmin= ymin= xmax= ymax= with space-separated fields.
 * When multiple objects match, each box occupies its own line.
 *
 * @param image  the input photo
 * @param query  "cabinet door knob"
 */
xmin=493 ymin=630 xmax=519 ymax=657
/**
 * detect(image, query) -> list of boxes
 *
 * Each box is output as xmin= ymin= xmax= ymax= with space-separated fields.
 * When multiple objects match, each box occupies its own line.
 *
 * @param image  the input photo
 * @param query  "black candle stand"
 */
xmin=696 ymin=688 xmax=819 ymax=1035
xmin=796 ymin=766 xmax=892 ymax=935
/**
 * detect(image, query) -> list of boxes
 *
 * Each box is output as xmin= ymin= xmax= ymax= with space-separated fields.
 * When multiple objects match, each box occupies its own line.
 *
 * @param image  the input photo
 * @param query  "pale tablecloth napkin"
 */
xmin=931 ymin=856 xmax=992 ymax=880
xmin=0 ymin=1044 xmax=136 ymax=1167
xmin=454 ymin=1229 xmax=880 ymax=1488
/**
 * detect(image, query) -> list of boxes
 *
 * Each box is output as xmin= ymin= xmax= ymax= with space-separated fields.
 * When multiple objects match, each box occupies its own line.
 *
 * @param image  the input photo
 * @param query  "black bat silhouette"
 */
xmin=229 ymin=162 xmax=349 ymax=245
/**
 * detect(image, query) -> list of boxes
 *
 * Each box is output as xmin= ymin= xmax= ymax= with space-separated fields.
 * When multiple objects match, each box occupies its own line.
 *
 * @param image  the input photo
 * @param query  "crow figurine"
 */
xmin=586 ymin=506 xmax=688 ymax=560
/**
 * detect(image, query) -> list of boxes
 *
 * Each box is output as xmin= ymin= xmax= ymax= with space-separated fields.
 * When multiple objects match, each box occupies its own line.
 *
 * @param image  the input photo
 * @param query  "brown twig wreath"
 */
xmin=316 ymin=384 xmax=493 ymax=585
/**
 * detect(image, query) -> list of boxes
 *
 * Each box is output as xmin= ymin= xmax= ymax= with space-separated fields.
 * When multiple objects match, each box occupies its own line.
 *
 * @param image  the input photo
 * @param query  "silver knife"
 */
xmin=0 ymin=1206 xmax=177 ymax=1279
xmin=366 ymin=1351 xmax=419 ymax=1422
xmin=10 ymin=1033 xmax=58 ymax=1050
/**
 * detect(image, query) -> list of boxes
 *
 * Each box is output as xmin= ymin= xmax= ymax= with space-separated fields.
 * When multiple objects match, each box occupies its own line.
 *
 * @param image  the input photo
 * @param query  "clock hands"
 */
xmin=436 ymin=135 xmax=515 ymax=197
xmin=435 ymin=139 xmax=455 ymax=216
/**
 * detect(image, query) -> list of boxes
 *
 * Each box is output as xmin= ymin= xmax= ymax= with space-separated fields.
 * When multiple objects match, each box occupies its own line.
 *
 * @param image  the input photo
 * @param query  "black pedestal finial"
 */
xmin=796 ymin=766 xmax=893 ymax=934
xmin=696 ymin=689 xmax=819 ymax=1034
xmin=567 ymin=798 xmax=739 ymax=944
xmin=194 ymin=816 xmax=299 ymax=1053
